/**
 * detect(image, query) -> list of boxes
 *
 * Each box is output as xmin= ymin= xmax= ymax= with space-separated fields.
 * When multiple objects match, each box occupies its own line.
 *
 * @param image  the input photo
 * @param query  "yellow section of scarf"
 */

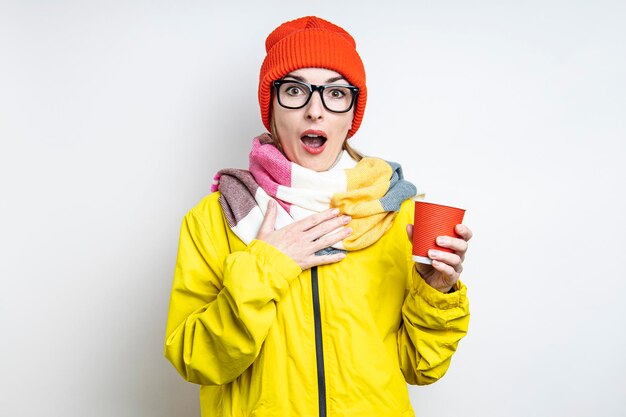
xmin=331 ymin=158 xmax=398 ymax=251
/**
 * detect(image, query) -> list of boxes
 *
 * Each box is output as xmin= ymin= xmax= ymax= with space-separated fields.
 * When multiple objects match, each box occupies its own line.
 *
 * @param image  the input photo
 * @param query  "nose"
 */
xmin=305 ymin=90 xmax=325 ymax=121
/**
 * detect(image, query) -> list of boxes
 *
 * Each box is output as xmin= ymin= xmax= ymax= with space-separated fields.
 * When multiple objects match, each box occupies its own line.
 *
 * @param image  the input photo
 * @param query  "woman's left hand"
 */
xmin=406 ymin=224 xmax=473 ymax=293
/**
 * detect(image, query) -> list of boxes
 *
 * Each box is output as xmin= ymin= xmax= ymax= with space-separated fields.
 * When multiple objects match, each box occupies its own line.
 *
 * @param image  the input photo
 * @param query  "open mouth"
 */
xmin=300 ymin=131 xmax=327 ymax=154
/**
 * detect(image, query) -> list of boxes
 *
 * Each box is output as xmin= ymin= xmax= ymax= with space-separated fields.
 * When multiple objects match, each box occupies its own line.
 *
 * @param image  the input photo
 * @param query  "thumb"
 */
xmin=257 ymin=199 xmax=278 ymax=239
xmin=406 ymin=224 xmax=413 ymax=242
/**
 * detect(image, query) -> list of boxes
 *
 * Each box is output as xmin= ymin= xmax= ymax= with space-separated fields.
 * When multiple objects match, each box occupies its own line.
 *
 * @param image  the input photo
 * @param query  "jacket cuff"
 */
xmin=247 ymin=239 xmax=303 ymax=281
xmin=413 ymin=271 xmax=468 ymax=310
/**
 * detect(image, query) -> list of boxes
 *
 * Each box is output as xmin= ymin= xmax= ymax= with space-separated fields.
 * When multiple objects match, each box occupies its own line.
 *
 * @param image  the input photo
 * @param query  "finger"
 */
xmin=257 ymin=200 xmax=277 ymax=239
xmin=428 ymin=249 xmax=463 ymax=274
xmin=297 ymin=208 xmax=341 ymax=232
xmin=431 ymin=259 xmax=460 ymax=284
xmin=312 ymin=227 xmax=352 ymax=252
xmin=406 ymin=224 xmax=413 ymax=242
xmin=455 ymin=224 xmax=473 ymax=241
xmin=436 ymin=236 xmax=468 ymax=255
xmin=305 ymin=215 xmax=351 ymax=241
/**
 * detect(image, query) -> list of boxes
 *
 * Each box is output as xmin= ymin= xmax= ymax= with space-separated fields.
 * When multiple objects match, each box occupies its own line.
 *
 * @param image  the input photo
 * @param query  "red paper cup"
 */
xmin=412 ymin=201 xmax=466 ymax=264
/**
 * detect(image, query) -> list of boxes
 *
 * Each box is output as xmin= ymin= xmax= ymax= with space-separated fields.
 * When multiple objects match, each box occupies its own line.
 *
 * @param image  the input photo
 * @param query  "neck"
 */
xmin=325 ymin=151 xmax=345 ymax=170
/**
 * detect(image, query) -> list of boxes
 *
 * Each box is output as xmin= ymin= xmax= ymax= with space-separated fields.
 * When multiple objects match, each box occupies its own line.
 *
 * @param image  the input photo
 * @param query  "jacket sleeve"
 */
xmin=397 ymin=271 xmax=470 ymax=385
xmin=164 ymin=208 xmax=302 ymax=386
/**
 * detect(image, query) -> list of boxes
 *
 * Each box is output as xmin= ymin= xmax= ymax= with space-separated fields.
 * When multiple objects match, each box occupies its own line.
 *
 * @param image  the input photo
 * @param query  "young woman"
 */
xmin=164 ymin=16 xmax=472 ymax=417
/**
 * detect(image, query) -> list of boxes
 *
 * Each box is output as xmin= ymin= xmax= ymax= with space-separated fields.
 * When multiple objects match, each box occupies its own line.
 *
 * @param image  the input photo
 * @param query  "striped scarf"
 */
xmin=211 ymin=134 xmax=419 ymax=252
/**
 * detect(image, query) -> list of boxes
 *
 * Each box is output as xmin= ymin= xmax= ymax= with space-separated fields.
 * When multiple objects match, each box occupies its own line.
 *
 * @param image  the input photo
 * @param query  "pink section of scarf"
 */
xmin=248 ymin=134 xmax=293 ymax=212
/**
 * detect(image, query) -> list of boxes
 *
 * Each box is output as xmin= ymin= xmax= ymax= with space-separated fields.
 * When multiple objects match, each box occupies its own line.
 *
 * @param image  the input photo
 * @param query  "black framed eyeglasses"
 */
xmin=273 ymin=80 xmax=359 ymax=113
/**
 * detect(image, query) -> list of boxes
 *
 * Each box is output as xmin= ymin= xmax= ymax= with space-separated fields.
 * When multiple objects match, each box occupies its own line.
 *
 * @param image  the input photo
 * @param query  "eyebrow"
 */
xmin=283 ymin=74 xmax=348 ymax=84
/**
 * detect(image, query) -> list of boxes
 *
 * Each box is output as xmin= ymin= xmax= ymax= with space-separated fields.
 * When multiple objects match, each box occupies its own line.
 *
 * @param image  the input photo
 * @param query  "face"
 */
xmin=272 ymin=68 xmax=355 ymax=171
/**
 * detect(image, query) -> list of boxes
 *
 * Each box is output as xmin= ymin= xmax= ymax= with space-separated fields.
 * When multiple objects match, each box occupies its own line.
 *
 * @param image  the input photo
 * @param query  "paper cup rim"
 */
xmin=412 ymin=200 xmax=466 ymax=212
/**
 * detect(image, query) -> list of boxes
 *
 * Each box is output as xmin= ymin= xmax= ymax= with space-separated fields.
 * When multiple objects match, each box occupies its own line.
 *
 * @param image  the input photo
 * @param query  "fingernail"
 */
xmin=338 ymin=253 xmax=346 ymax=259
xmin=343 ymin=216 xmax=351 ymax=224
xmin=429 ymin=249 xmax=438 ymax=258
xmin=332 ymin=208 xmax=340 ymax=215
xmin=345 ymin=227 xmax=353 ymax=235
xmin=269 ymin=200 xmax=275 ymax=208
xmin=437 ymin=236 xmax=447 ymax=245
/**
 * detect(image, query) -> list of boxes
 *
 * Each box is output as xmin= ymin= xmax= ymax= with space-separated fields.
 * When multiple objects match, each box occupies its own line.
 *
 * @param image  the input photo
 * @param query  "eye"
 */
xmin=327 ymin=88 xmax=347 ymax=99
xmin=285 ymin=85 xmax=306 ymax=96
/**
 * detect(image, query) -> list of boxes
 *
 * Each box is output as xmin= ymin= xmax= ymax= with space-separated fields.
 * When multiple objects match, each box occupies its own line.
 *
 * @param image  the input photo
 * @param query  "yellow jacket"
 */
xmin=164 ymin=192 xmax=470 ymax=417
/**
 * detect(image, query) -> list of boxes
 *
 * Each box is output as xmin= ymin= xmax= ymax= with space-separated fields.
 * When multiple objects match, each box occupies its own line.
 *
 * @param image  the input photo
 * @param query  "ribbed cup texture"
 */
xmin=412 ymin=202 xmax=466 ymax=258
xmin=258 ymin=16 xmax=367 ymax=138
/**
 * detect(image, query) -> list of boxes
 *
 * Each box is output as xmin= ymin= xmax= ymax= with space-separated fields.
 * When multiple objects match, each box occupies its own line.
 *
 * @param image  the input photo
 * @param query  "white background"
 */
xmin=1 ymin=1 xmax=625 ymax=416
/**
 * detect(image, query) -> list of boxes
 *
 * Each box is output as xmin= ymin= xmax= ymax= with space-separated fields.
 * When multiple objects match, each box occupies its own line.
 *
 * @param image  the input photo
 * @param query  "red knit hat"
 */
xmin=259 ymin=16 xmax=367 ymax=138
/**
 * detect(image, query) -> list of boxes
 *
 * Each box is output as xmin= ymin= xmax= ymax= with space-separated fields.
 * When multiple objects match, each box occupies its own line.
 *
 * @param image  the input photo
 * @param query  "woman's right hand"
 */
xmin=256 ymin=200 xmax=352 ymax=270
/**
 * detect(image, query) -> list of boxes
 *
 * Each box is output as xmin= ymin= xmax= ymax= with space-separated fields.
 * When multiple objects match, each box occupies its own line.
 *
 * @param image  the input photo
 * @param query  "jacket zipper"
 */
xmin=311 ymin=266 xmax=327 ymax=417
